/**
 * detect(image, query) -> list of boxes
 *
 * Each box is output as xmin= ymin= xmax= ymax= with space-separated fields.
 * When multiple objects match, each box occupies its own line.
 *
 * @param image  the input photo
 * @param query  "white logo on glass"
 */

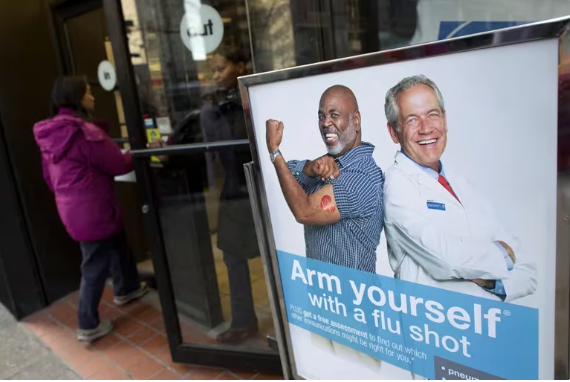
xmin=97 ymin=60 xmax=117 ymax=91
xmin=180 ymin=4 xmax=224 ymax=61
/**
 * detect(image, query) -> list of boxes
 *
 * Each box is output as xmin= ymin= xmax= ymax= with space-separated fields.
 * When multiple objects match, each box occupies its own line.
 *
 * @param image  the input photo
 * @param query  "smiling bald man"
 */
xmin=266 ymin=85 xmax=384 ymax=272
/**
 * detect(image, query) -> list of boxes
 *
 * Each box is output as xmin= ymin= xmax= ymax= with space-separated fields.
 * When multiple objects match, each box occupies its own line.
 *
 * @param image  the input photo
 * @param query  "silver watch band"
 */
xmin=270 ymin=149 xmax=282 ymax=163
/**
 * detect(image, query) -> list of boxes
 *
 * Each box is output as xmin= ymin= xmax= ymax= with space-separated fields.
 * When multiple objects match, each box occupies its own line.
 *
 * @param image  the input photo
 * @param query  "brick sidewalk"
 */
xmin=22 ymin=287 xmax=283 ymax=380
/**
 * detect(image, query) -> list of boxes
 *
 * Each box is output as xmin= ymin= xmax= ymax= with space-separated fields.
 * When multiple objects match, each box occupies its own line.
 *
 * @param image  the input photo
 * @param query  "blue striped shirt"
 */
xmin=287 ymin=142 xmax=384 ymax=272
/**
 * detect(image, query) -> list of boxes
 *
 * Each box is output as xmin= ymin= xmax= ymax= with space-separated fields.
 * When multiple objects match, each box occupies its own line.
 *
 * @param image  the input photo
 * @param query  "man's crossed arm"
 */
xmin=266 ymin=119 xmax=341 ymax=226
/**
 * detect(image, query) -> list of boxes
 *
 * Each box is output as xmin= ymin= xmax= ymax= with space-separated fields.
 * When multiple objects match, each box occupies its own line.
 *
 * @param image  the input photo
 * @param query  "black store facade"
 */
xmin=1 ymin=0 xmax=570 ymax=376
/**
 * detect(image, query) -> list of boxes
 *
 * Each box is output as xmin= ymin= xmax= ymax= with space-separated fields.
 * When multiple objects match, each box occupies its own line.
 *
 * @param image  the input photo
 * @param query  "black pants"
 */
xmin=224 ymin=254 xmax=257 ymax=328
xmin=78 ymin=231 xmax=140 ymax=330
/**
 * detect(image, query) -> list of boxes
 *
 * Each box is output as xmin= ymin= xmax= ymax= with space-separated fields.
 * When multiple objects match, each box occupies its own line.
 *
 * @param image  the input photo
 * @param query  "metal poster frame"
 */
xmin=238 ymin=17 xmax=570 ymax=380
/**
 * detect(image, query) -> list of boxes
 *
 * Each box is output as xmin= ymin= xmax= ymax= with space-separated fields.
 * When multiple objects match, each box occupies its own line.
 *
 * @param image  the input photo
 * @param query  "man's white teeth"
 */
xmin=418 ymin=139 xmax=436 ymax=145
xmin=326 ymin=133 xmax=337 ymax=138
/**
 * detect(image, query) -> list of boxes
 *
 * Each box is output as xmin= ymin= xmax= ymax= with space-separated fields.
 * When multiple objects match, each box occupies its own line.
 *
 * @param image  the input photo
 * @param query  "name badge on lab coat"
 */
xmin=427 ymin=201 xmax=446 ymax=211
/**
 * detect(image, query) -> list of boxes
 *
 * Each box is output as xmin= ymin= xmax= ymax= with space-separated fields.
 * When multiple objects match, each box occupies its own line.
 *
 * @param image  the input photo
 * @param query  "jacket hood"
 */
xmin=34 ymin=110 xmax=105 ymax=162
xmin=34 ymin=115 xmax=84 ymax=162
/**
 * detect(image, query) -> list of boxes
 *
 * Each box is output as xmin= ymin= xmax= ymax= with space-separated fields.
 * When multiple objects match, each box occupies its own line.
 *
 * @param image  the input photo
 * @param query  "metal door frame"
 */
xmin=49 ymin=0 xmax=104 ymax=75
xmin=101 ymin=0 xmax=283 ymax=373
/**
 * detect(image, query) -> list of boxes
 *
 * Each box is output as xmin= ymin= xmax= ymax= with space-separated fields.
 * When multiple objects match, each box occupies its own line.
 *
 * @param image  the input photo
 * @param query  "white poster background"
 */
xmin=247 ymin=39 xmax=558 ymax=379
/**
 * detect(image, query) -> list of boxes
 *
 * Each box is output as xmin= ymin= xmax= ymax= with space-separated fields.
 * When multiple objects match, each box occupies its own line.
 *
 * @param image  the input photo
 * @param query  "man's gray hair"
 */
xmin=384 ymin=75 xmax=446 ymax=131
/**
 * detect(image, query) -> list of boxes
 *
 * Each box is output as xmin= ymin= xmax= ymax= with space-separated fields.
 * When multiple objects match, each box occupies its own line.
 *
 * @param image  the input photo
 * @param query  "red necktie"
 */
xmin=438 ymin=174 xmax=461 ymax=203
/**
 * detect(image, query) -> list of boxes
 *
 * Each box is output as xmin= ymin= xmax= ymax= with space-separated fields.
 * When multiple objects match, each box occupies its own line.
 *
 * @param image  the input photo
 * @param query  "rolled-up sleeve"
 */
xmin=287 ymin=160 xmax=320 ymax=193
xmin=483 ymin=280 xmax=507 ymax=299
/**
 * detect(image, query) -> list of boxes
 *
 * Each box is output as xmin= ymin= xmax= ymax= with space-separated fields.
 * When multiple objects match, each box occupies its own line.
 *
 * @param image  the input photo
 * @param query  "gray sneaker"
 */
xmin=77 ymin=319 xmax=114 ymax=343
xmin=113 ymin=284 xmax=148 ymax=306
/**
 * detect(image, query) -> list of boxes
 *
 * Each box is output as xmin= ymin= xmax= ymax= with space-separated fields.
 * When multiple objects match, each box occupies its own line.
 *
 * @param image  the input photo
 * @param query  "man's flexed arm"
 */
xmin=267 ymin=119 xmax=341 ymax=225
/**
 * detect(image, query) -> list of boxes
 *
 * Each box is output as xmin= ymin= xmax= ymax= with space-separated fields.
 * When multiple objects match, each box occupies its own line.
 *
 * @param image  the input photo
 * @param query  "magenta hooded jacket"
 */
xmin=33 ymin=108 xmax=133 ymax=243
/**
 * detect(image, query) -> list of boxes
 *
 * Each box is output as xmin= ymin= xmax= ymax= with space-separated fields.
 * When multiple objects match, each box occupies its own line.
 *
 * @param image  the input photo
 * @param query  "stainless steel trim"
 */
xmin=240 ymin=83 xmax=301 ymax=378
xmin=244 ymin=162 xmax=292 ymax=379
xmin=242 ymin=152 xmax=300 ymax=379
xmin=239 ymin=16 xmax=570 ymax=380
xmin=555 ymin=172 xmax=570 ymax=379
xmin=554 ymin=25 xmax=570 ymax=380
xmin=130 ymin=139 xmax=250 ymax=158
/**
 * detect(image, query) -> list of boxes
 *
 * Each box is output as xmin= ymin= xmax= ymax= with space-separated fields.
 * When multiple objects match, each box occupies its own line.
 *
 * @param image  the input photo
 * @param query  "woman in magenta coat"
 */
xmin=34 ymin=76 xmax=147 ymax=342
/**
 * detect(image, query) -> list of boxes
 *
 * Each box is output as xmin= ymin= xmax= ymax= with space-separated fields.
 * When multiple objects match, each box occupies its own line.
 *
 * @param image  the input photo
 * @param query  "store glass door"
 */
xmin=101 ymin=0 xmax=282 ymax=372
xmin=50 ymin=0 xmax=154 ymax=285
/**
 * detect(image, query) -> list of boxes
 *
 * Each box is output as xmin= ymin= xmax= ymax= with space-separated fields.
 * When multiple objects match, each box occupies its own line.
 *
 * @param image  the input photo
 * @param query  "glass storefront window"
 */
xmin=116 ymin=0 xmax=570 ymax=362
xmin=120 ymin=0 xmax=570 ymax=139
xmin=119 ymin=0 xmax=278 ymax=352
xmin=150 ymin=148 xmax=273 ymax=348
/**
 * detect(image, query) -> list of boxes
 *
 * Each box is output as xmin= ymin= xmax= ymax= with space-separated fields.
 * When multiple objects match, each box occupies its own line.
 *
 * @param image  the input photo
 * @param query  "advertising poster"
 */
xmin=244 ymin=38 xmax=558 ymax=380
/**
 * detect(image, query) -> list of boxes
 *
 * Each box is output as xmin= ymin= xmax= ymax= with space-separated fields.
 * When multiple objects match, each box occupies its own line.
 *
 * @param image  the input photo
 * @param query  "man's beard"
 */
xmin=323 ymin=117 xmax=356 ymax=156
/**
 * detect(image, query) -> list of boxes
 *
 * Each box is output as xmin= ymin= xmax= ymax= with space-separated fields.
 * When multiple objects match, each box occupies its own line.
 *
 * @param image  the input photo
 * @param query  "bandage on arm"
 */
xmin=275 ymin=156 xmax=341 ymax=225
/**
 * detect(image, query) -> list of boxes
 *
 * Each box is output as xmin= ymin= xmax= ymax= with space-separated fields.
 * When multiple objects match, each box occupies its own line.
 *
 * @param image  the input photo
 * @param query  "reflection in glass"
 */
xmin=149 ymin=141 xmax=273 ymax=348
xmin=120 ymin=0 xmax=274 ymax=348
xmin=205 ymin=45 xmax=261 ymax=343
xmin=117 ymin=0 xmax=570 ymax=364
xmin=166 ymin=43 xmax=268 ymax=345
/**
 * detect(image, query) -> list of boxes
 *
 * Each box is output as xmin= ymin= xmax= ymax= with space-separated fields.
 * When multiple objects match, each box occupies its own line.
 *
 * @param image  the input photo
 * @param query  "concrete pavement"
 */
xmin=0 ymin=304 xmax=80 ymax=380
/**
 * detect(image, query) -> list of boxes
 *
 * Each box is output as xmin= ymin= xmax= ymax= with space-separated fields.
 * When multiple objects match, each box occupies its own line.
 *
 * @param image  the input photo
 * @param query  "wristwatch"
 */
xmin=270 ymin=149 xmax=282 ymax=163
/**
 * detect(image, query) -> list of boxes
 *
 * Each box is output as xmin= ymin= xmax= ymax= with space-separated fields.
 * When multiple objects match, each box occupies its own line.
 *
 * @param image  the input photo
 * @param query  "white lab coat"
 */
xmin=383 ymin=151 xmax=536 ymax=302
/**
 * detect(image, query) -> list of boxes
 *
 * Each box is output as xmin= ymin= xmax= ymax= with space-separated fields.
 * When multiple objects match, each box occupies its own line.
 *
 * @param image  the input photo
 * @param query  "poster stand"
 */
xmin=244 ymin=162 xmax=294 ymax=379
xmin=241 ymin=17 xmax=570 ymax=380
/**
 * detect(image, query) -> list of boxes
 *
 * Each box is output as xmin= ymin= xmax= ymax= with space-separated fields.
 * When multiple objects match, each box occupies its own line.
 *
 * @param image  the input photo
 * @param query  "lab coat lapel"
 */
xmin=394 ymin=151 xmax=463 ymax=208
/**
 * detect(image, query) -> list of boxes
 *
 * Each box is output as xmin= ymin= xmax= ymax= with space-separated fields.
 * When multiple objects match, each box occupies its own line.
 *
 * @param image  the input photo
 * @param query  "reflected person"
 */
xmin=150 ymin=44 xmax=261 ymax=343
xmin=203 ymin=44 xmax=261 ymax=343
